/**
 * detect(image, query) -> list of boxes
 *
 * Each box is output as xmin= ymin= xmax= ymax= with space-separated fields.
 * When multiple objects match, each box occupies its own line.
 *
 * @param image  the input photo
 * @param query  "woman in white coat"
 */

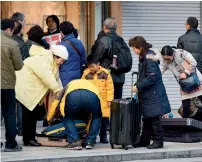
xmin=15 ymin=44 xmax=68 ymax=147
xmin=159 ymin=45 xmax=202 ymax=118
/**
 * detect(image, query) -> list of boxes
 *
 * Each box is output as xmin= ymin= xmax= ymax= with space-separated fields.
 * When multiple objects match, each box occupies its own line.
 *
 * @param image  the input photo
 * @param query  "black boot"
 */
xmin=147 ymin=141 xmax=163 ymax=149
xmin=99 ymin=118 xmax=109 ymax=144
xmin=24 ymin=140 xmax=41 ymax=147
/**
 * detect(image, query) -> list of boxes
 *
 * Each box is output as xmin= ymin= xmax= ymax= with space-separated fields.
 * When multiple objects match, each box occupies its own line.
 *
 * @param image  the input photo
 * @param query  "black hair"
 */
xmin=60 ymin=21 xmax=75 ymax=35
xmin=27 ymin=25 xmax=49 ymax=49
xmin=11 ymin=12 xmax=25 ymax=22
xmin=1 ymin=19 xmax=15 ymax=31
xmin=46 ymin=15 xmax=60 ymax=32
xmin=73 ymin=28 xmax=78 ymax=38
xmin=128 ymin=36 xmax=152 ymax=56
xmin=186 ymin=17 xmax=198 ymax=28
xmin=161 ymin=45 xmax=174 ymax=56
xmin=13 ymin=21 xmax=22 ymax=35
xmin=87 ymin=54 xmax=99 ymax=65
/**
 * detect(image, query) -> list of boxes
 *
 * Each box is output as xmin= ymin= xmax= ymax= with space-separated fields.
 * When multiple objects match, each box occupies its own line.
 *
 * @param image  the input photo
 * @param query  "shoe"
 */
xmin=24 ymin=140 xmax=41 ymax=147
xmin=147 ymin=141 xmax=163 ymax=149
xmin=65 ymin=141 xmax=82 ymax=150
xmin=100 ymin=138 xmax=109 ymax=144
xmin=133 ymin=143 xmax=148 ymax=148
xmin=4 ymin=145 xmax=22 ymax=152
xmin=86 ymin=143 xmax=94 ymax=149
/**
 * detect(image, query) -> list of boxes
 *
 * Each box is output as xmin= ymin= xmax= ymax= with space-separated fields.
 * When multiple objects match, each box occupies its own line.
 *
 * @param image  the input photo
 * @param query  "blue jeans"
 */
xmin=16 ymin=100 xmax=23 ymax=133
xmin=63 ymin=90 xmax=102 ymax=143
xmin=1 ymin=89 xmax=18 ymax=149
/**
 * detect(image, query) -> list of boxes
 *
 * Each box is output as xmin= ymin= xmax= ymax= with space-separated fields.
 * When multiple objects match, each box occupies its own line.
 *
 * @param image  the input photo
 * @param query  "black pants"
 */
xmin=99 ymin=117 xmax=109 ymax=139
xmin=114 ymin=83 xmax=124 ymax=99
xmin=182 ymin=95 xmax=202 ymax=118
xmin=140 ymin=116 xmax=163 ymax=145
xmin=1 ymin=89 xmax=18 ymax=149
xmin=22 ymin=103 xmax=46 ymax=143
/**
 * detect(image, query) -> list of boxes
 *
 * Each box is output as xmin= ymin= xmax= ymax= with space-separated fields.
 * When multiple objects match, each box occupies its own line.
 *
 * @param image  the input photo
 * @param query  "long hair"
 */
xmin=129 ymin=36 xmax=152 ymax=56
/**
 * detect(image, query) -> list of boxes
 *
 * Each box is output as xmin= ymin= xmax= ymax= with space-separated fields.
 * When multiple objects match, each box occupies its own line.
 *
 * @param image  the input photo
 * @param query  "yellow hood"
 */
xmin=29 ymin=45 xmax=52 ymax=57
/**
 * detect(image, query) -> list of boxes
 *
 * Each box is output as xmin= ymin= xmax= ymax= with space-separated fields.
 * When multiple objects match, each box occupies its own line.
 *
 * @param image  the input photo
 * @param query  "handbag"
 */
xmin=178 ymin=72 xmax=200 ymax=92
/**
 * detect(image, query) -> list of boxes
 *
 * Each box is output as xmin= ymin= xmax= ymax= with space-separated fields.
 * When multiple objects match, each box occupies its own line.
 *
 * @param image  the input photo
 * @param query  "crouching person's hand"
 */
xmin=133 ymin=86 xmax=138 ymax=93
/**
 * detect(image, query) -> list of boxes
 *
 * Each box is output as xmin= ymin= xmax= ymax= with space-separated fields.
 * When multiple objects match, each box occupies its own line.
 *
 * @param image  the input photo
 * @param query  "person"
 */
xmin=59 ymin=21 xmax=86 ymax=87
xmin=47 ymin=79 xmax=102 ymax=150
xmin=160 ymin=46 xmax=202 ymax=118
xmin=1 ymin=19 xmax=24 ymax=152
xmin=129 ymin=36 xmax=171 ymax=149
xmin=178 ymin=97 xmax=202 ymax=121
xmin=44 ymin=15 xmax=60 ymax=36
xmin=12 ymin=21 xmax=30 ymax=136
xmin=82 ymin=55 xmax=114 ymax=144
xmin=15 ymin=26 xmax=68 ymax=146
xmin=25 ymin=25 xmax=49 ymax=51
xmin=11 ymin=12 xmax=26 ymax=27
xmin=177 ymin=17 xmax=202 ymax=73
xmin=91 ymin=18 xmax=132 ymax=99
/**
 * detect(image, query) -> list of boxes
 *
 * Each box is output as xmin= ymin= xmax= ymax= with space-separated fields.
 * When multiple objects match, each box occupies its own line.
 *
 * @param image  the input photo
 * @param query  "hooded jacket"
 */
xmin=137 ymin=50 xmax=171 ymax=118
xmin=15 ymin=45 xmax=62 ymax=111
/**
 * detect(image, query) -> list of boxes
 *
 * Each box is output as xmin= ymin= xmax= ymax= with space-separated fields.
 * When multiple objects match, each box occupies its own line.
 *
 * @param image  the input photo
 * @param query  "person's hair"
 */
xmin=1 ymin=19 xmax=15 ymax=31
xmin=73 ymin=28 xmax=78 ymax=38
xmin=13 ymin=21 xmax=22 ymax=35
xmin=60 ymin=21 xmax=75 ymax=35
xmin=103 ymin=18 xmax=117 ymax=31
xmin=27 ymin=25 xmax=48 ymax=48
xmin=161 ymin=45 xmax=174 ymax=56
xmin=128 ymin=36 xmax=152 ymax=56
xmin=11 ymin=12 xmax=25 ymax=22
xmin=186 ymin=17 xmax=198 ymax=28
xmin=87 ymin=54 xmax=99 ymax=65
xmin=46 ymin=15 xmax=60 ymax=31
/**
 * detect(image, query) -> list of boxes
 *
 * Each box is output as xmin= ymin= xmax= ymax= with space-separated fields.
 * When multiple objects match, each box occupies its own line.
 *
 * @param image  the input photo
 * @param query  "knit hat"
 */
xmin=50 ymin=45 xmax=68 ymax=60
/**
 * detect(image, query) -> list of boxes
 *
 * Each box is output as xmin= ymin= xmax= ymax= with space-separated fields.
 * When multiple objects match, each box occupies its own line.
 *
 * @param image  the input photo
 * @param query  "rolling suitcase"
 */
xmin=161 ymin=118 xmax=202 ymax=143
xmin=110 ymin=72 xmax=142 ymax=150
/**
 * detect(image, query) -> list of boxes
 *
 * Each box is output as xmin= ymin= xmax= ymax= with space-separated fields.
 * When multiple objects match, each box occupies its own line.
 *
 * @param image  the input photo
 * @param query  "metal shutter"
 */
xmin=122 ymin=1 xmax=201 ymax=109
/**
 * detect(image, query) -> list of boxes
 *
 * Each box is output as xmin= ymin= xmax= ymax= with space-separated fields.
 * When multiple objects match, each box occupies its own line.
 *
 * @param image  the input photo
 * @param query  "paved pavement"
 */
xmin=1 ymin=126 xmax=202 ymax=162
xmin=125 ymin=157 xmax=202 ymax=162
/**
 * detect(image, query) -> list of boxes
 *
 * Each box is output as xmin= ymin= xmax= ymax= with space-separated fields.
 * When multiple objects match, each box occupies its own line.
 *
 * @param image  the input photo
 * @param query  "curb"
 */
xmin=4 ymin=148 xmax=202 ymax=162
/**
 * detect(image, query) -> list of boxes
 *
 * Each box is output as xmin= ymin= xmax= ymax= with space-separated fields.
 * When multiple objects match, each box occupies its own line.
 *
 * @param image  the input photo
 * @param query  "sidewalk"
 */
xmin=1 ymin=127 xmax=202 ymax=162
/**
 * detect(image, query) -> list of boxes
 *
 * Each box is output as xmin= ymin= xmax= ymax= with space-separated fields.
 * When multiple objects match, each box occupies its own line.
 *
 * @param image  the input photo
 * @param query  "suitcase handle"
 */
xmin=131 ymin=72 xmax=139 ymax=101
xmin=48 ymin=137 xmax=63 ymax=142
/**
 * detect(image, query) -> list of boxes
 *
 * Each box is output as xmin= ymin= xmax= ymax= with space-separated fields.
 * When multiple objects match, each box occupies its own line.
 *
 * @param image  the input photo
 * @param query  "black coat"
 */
xmin=136 ymin=50 xmax=171 ymax=118
xmin=177 ymin=28 xmax=202 ymax=73
xmin=13 ymin=35 xmax=30 ymax=61
xmin=91 ymin=31 xmax=129 ymax=83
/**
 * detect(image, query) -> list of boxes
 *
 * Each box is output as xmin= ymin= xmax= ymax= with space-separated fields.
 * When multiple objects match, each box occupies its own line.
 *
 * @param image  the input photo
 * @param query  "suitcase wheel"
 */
xmin=110 ymin=144 xmax=114 ymax=149
xmin=122 ymin=145 xmax=128 ymax=150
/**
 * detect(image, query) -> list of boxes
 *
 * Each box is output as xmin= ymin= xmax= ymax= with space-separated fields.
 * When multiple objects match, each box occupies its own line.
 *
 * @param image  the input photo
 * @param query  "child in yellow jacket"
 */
xmin=82 ymin=55 xmax=114 ymax=143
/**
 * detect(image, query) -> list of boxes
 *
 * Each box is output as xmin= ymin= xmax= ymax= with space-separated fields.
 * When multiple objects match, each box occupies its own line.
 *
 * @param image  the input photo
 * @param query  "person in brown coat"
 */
xmin=1 ymin=19 xmax=24 ymax=152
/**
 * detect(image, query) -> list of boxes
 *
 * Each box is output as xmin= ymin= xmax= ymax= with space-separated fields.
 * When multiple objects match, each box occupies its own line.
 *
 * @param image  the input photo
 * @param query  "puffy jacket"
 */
xmin=13 ymin=34 xmax=30 ymax=60
xmin=15 ymin=45 xmax=62 ymax=111
xmin=59 ymin=34 xmax=86 ymax=87
xmin=82 ymin=66 xmax=114 ymax=117
xmin=177 ymin=28 xmax=202 ymax=73
xmin=136 ymin=50 xmax=171 ymax=118
xmin=1 ymin=31 xmax=24 ymax=89
xmin=91 ymin=31 xmax=129 ymax=84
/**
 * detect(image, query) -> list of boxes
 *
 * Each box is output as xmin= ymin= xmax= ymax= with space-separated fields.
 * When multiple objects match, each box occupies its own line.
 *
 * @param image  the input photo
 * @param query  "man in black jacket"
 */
xmin=91 ymin=18 xmax=131 ymax=99
xmin=177 ymin=17 xmax=202 ymax=73
xmin=12 ymin=21 xmax=29 ymax=136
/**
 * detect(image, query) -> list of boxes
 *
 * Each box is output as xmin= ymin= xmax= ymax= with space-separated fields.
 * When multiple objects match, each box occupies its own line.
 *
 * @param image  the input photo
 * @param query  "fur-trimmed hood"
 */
xmin=146 ymin=48 xmax=162 ymax=61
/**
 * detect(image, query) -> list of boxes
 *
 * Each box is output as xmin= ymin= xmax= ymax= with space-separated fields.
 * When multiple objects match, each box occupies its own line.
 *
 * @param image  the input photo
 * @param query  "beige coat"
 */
xmin=1 ymin=31 xmax=24 ymax=89
xmin=15 ymin=45 xmax=62 ymax=111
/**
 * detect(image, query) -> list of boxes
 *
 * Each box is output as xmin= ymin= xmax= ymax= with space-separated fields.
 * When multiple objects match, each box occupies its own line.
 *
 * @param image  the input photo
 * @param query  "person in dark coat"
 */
xmin=12 ymin=21 xmax=30 ymax=136
xmin=44 ymin=15 xmax=60 ymax=36
xmin=177 ymin=17 xmax=202 ymax=73
xmin=129 ymin=36 xmax=171 ymax=149
xmin=91 ymin=18 xmax=131 ymax=99
xmin=59 ymin=21 xmax=86 ymax=87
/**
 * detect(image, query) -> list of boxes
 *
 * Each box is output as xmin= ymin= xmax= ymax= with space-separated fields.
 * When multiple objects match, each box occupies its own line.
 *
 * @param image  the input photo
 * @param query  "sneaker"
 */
xmin=65 ymin=141 xmax=82 ymax=150
xmin=86 ymin=143 xmax=94 ymax=149
xmin=4 ymin=145 xmax=22 ymax=152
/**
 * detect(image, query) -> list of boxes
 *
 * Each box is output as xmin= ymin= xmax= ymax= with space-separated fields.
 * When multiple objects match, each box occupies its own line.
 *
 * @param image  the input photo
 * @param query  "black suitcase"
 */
xmin=161 ymin=118 xmax=202 ymax=143
xmin=110 ymin=72 xmax=142 ymax=150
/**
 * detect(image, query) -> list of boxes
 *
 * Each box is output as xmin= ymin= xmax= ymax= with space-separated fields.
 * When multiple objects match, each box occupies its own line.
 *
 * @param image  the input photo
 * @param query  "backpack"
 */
xmin=110 ymin=35 xmax=133 ymax=73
